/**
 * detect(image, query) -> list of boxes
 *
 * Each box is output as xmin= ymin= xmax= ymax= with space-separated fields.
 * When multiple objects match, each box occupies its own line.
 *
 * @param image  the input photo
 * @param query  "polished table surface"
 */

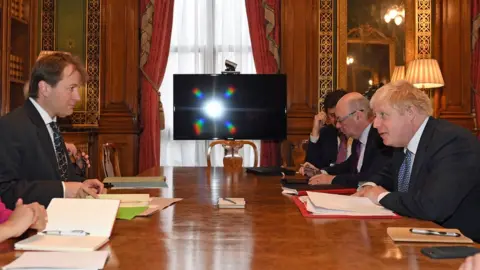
xmin=0 ymin=167 xmax=476 ymax=269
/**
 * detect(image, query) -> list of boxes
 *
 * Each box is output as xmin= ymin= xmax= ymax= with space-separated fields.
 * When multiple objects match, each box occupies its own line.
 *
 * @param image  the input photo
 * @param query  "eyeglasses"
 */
xmin=336 ymin=109 xmax=364 ymax=123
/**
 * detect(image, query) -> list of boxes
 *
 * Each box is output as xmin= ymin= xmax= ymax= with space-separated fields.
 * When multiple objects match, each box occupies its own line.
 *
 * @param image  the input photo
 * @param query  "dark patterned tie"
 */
xmin=50 ymin=122 xmax=69 ymax=180
xmin=398 ymin=150 xmax=413 ymax=192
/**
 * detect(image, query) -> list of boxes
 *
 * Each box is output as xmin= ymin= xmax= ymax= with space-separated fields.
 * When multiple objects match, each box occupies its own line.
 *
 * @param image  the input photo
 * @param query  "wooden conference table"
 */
xmin=0 ymin=167 xmax=476 ymax=269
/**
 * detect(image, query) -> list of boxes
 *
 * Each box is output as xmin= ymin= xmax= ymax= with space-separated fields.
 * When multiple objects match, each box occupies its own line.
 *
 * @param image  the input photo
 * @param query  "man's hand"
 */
xmin=308 ymin=174 xmax=334 ymax=185
xmin=353 ymin=186 xmax=387 ymax=204
xmin=299 ymin=162 xmax=318 ymax=176
xmin=64 ymin=179 xmax=105 ymax=198
xmin=459 ymin=253 xmax=480 ymax=270
xmin=311 ymin=112 xmax=327 ymax=137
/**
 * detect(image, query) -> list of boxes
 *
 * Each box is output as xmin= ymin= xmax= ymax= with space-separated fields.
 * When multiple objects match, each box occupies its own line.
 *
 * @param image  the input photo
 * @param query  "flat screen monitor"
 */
xmin=173 ymin=74 xmax=286 ymax=140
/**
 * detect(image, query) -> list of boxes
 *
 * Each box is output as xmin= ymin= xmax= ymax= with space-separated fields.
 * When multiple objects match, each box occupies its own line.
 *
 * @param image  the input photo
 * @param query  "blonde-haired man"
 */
xmin=356 ymin=80 xmax=480 ymax=242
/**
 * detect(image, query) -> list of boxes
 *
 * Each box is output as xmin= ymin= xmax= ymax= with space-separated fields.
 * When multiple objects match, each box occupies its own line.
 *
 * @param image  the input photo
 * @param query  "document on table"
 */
xmin=3 ymin=251 xmax=109 ymax=270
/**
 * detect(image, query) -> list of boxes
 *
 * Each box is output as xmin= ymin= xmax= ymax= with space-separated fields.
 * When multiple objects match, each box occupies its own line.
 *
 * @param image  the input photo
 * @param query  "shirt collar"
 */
xmin=406 ymin=117 xmax=429 ymax=154
xmin=359 ymin=123 xmax=372 ymax=145
xmin=29 ymin=98 xmax=56 ymax=125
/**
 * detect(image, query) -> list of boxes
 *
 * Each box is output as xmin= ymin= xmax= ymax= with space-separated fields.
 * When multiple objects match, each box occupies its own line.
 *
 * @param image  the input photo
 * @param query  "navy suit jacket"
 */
xmin=0 ymin=99 xmax=84 ymax=209
xmin=326 ymin=125 xmax=393 ymax=187
xmin=371 ymin=117 xmax=480 ymax=242
xmin=305 ymin=125 xmax=339 ymax=169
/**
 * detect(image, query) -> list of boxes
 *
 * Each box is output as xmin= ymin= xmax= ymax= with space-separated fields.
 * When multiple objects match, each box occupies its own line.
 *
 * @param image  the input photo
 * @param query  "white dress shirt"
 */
xmin=29 ymin=98 xmax=66 ymax=196
xmin=356 ymin=123 xmax=372 ymax=172
xmin=362 ymin=117 xmax=430 ymax=203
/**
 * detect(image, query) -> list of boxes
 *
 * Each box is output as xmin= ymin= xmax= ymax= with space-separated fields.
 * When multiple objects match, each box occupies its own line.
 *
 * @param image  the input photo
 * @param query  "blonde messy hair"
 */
xmin=370 ymin=80 xmax=433 ymax=116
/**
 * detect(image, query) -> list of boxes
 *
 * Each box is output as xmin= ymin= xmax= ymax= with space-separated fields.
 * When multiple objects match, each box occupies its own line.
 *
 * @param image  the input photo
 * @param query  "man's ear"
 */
xmin=405 ymin=105 xmax=416 ymax=120
xmin=37 ymin=81 xmax=51 ymax=98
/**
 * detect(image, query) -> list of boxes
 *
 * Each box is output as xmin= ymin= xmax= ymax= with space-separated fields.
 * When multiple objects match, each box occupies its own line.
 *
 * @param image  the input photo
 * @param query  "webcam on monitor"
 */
xmin=222 ymin=59 xmax=240 ymax=75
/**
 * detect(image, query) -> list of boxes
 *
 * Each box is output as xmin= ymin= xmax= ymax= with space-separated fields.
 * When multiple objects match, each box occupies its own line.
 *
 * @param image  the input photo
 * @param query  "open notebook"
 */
xmin=3 ymin=251 xmax=109 ymax=270
xmin=304 ymin=191 xmax=397 ymax=217
xmin=14 ymin=198 xmax=120 ymax=252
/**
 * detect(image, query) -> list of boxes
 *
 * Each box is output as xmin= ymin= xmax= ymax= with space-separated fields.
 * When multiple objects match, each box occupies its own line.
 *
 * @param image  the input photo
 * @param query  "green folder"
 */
xmin=116 ymin=207 xmax=148 ymax=220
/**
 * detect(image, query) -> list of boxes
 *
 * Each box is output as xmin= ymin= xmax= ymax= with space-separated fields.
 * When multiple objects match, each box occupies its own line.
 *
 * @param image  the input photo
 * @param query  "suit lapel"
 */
xmin=24 ymin=99 xmax=61 ymax=179
xmin=408 ymin=117 xmax=436 ymax=190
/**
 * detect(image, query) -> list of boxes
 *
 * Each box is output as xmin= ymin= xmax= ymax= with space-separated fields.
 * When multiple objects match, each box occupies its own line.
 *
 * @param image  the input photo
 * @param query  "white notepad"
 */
xmin=306 ymin=191 xmax=395 ymax=216
xmin=218 ymin=198 xmax=245 ymax=209
xmin=3 ymin=251 xmax=109 ymax=270
xmin=14 ymin=198 xmax=120 ymax=252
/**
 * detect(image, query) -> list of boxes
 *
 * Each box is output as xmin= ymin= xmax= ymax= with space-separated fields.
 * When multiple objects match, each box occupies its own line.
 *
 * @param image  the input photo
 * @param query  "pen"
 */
xmin=42 ymin=230 xmax=90 ymax=236
xmin=410 ymin=228 xmax=461 ymax=237
xmin=223 ymin=198 xmax=237 ymax=204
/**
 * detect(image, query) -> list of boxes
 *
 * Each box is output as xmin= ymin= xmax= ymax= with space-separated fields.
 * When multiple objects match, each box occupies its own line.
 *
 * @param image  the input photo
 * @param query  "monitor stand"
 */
xmin=207 ymin=140 xmax=258 ymax=171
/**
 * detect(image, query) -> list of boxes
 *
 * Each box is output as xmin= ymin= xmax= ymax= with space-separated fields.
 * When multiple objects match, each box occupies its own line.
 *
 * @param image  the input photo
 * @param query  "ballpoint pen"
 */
xmin=410 ymin=228 xmax=461 ymax=237
xmin=223 ymin=198 xmax=237 ymax=204
xmin=42 ymin=230 xmax=90 ymax=236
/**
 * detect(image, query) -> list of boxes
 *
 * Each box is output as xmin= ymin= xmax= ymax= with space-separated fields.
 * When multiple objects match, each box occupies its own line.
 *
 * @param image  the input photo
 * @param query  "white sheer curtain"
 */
xmin=160 ymin=0 xmax=259 ymax=167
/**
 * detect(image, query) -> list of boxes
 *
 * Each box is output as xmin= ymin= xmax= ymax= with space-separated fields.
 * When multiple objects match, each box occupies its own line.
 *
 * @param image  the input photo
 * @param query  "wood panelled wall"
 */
xmin=281 ymin=0 xmax=318 ymax=148
xmin=98 ymin=0 xmax=140 ymax=177
xmin=282 ymin=0 xmax=475 ymax=152
xmin=435 ymin=0 xmax=474 ymax=130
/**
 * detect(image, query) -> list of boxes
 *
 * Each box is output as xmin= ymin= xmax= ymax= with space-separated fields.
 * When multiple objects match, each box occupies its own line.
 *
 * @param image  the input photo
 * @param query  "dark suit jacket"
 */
xmin=305 ymin=125 xmax=339 ymax=169
xmin=0 ymin=99 xmax=84 ymax=209
xmin=326 ymin=125 xmax=393 ymax=187
xmin=371 ymin=117 xmax=480 ymax=242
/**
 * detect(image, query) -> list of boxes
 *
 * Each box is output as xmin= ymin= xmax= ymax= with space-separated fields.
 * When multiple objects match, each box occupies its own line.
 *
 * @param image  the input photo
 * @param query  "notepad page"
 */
xmin=305 ymin=197 xmax=396 ymax=216
xmin=3 ymin=251 xmax=109 ymax=269
xmin=306 ymin=191 xmax=394 ymax=214
xmin=43 ymin=198 xmax=120 ymax=237
xmin=14 ymin=235 xmax=109 ymax=252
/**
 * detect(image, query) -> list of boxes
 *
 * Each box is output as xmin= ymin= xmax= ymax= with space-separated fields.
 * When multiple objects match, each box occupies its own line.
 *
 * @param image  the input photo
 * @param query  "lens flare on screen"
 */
xmin=192 ymin=88 xmax=204 ymax=99
xmin=194 ymin=119 xmax=205 ymax=135
xmin=225 ymin=121 xmax=237 ymax=134
xmin=224 ymin=86 xmax=236 ymax=98
xmin=203 ymin=99 xmax=224 ymax=119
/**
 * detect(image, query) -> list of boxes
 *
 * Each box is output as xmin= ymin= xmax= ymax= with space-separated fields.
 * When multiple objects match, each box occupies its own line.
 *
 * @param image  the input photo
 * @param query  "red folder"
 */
xmin=292 ymin=194 xmax=402 ymax=219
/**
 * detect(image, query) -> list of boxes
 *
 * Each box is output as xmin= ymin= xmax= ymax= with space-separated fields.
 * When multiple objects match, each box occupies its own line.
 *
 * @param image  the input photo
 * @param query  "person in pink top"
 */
xmin=0 ymin=198 xmax=47 ymax=242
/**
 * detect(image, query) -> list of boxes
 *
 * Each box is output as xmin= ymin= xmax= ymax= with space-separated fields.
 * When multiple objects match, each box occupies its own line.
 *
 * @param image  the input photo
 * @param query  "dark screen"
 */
xmin=173 ymin=74 xmax=286 ymax=140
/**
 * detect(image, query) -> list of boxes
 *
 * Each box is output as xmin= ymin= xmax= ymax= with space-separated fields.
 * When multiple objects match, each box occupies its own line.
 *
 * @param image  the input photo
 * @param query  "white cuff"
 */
xmin=320 ymin=170 xmax=328 ymax=175
xmin=357 ymin=181 xmax=377 ymax=191
xmin=377 ymin=192 xmax=390 ymax=204
xmin=61 ymin=182 xmax=66 ymax=198
xmin=309 ymin=135 xmax=319 ymax=143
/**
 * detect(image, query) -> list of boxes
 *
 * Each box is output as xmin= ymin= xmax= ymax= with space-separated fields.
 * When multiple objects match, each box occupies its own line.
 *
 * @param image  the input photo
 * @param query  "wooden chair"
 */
xmin=207 ymin=140 xmax=258 ymax=171
xmin=281 ymin=139 xmax=308 ymax=169
xmin=101 ymin=143 xmax=121 ymax=178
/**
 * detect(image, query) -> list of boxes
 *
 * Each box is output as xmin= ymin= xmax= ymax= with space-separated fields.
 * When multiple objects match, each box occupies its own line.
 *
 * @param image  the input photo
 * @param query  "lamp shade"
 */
xmin=390 ymin=66 xmax=405 ymax=82
xmin=405 ymin=59 xmax=444 ymax=89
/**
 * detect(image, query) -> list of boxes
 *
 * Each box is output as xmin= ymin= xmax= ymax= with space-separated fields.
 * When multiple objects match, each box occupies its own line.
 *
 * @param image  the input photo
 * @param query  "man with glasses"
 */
xmin=355 ymin=80 xmax=480 ymax=242
xmin=308 ymin=92 xmax=393 ymax=187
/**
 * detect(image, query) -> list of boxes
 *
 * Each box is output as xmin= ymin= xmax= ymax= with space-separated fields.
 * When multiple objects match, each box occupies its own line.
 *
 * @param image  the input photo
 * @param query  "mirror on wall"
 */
xmin=339 ymin=0 xmax=406 ymax=93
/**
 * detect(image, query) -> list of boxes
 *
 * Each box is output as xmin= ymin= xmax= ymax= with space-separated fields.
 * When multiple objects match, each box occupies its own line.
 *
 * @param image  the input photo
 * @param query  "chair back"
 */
xmin=101 ymin=143 xmax=121 ymax=178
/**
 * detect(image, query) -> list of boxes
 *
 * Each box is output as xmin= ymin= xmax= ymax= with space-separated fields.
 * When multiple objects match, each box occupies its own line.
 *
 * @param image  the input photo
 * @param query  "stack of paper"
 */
xmin=14 ymin=198 xmax=120 ymax=252
xmin=3 ymin=251 xmax=109 ymax=270
xmin=304 ymin=191 xmax=396 ymax=217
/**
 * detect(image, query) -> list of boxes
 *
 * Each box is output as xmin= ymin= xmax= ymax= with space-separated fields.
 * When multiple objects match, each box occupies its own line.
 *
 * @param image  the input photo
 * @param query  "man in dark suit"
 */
xmin=302 ymin=90 xmax=349 ymax=172
xmin=308 ymin=92 xmax=393 ymax=187
xmin=356 ymin=80 xmax=480 ymax=242
xmin=0 ymin=52 xmax=104 ymax=209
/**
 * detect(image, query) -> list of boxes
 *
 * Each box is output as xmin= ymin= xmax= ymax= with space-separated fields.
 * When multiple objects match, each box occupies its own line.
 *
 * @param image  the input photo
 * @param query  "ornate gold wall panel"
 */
xmin=318 ymin=0 xmax=334 ymax=112
xmin=415 ymin=0 xmax=432 ymax=59
xmin=41 ymin=0 xmax=100 ymax=126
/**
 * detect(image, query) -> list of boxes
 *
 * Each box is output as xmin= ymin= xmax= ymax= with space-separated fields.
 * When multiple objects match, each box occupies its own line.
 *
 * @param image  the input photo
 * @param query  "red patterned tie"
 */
xmin=336 ymin=135 xmax=348 ymax=163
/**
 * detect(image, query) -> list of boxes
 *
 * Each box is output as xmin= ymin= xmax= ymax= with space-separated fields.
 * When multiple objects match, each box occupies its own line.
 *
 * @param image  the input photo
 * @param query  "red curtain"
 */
xmin=139 ymin=0 xmax=174 ymax=172
xmin=472 ymin=0 xmax=480 ymax=138
xmin=246 ymin=0 xmax=282 ymax=166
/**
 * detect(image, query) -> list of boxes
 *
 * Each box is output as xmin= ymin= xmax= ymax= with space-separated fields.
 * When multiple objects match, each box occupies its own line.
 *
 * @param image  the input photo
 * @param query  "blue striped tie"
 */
xmin=397 ymin=149 xmax=413 ymax=192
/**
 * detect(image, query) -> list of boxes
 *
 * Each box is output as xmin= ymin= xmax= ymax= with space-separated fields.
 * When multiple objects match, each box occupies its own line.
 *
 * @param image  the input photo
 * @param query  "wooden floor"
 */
xmin=0 ymin=167 xmax=475 ymax=269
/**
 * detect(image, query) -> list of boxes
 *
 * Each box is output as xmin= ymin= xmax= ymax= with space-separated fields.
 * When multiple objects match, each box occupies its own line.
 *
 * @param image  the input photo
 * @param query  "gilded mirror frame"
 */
xmin=319 ymin=0 xmax=434 ymax=111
